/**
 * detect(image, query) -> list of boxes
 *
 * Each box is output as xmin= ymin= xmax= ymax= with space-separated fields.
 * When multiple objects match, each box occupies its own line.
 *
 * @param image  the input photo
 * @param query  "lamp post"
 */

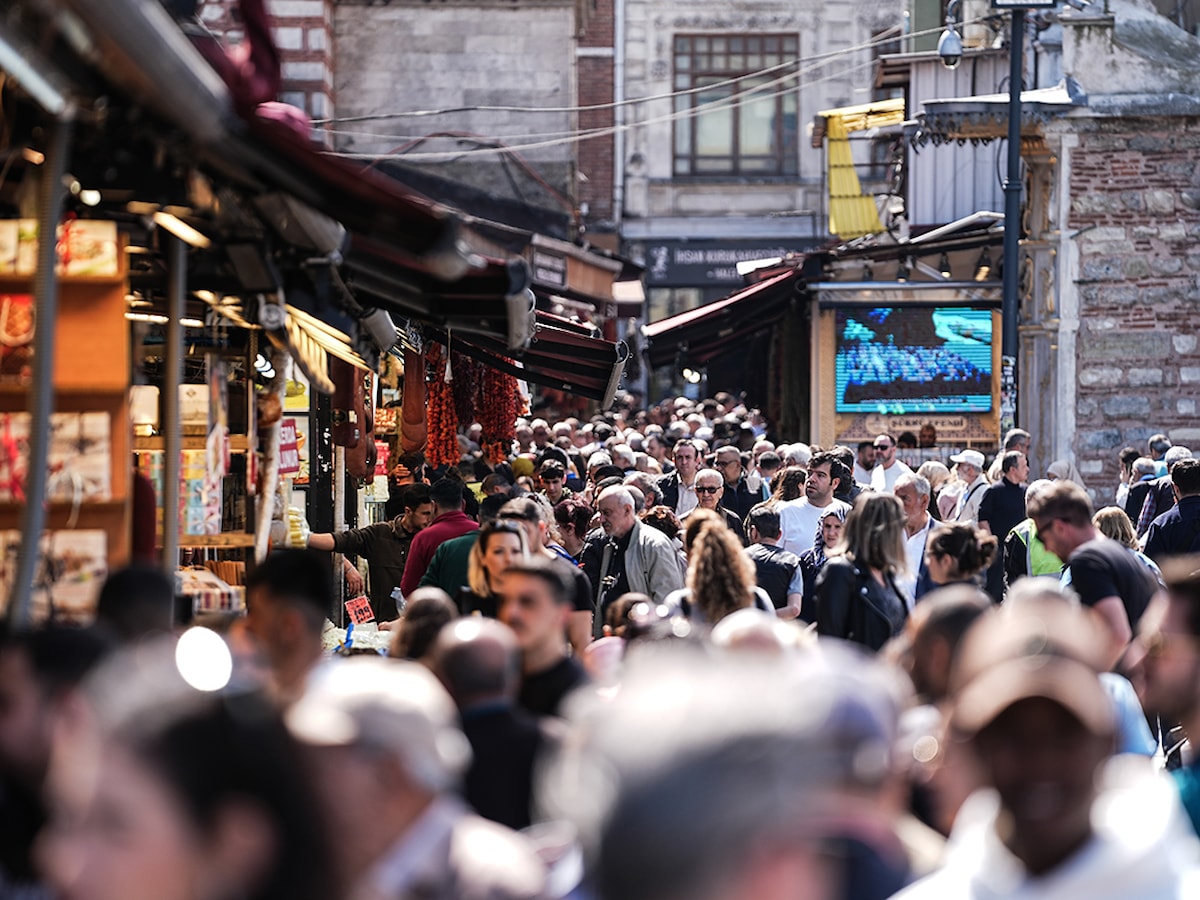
xmin=940 ymin=0 xmax=1053 ymax=434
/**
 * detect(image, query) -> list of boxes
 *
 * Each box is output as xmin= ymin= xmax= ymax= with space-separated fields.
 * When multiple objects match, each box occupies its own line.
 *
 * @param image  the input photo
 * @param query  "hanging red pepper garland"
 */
xmin=481 ymin=362 xmax=521 ymax=465
xmin=424 ymin=342 xmax=459 ymax=468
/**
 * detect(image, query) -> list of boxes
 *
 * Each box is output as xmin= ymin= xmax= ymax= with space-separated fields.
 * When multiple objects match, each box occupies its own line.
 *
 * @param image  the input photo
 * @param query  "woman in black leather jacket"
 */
xmin=815 ymin=493 xmax=910 ymax=651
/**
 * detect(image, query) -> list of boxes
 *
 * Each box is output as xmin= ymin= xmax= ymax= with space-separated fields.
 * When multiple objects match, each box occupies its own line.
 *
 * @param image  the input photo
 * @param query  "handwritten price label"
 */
xmin=344 ymin=595 xmax=375 ymax=625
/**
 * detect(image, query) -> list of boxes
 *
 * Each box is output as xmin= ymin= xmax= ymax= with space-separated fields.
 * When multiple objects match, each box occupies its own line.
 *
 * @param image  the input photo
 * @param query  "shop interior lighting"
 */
xmin=974 ymin=248 xmax=993 ymax=282
xmin=938 ymin=253 xmax=953 ymax=279
xmin=152 ymin=211 xmax=211 ymax=249
xmin=22 ymin=148 xmax=45 ymax=165
xmin=681 ymin=367 xmax=702 ymax=384
xmin=125 ymin=312 xmax=205 ymax=327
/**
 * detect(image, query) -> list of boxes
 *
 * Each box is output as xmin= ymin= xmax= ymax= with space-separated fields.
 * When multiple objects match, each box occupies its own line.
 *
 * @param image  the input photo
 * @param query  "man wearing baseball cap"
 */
xmin=895 ymin=599 xmax=1200 ymax=898
xmin=949 ymin=449 xmax=989 ymax=527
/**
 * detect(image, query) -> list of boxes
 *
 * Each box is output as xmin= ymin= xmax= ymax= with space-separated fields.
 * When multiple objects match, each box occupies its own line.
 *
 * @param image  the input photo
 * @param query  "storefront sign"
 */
xmin=641 ymin=240 xmax=811 ymax=287
xmin=531 ymin=249 xmax=567 ymax=290
xmin=279 ymin=418 xmax=300 ymax=475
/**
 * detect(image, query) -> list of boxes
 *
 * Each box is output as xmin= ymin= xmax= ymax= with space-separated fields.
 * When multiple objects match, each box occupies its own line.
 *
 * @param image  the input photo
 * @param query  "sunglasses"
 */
xmin=695 ymin=486 xmax=721 ymax=494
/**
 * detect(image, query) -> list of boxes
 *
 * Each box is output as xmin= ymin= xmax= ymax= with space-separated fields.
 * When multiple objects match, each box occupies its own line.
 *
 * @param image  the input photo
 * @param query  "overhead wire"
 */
xmin=312 ymin=18 xmax=985 ymax=126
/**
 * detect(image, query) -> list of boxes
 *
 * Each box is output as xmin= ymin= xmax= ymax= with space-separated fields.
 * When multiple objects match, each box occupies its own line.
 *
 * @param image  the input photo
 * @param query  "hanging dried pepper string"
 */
xmin=480 ymin=362 xmax=520 ymax=465
xmin=424 ymin=342 xmax=459 ymax=468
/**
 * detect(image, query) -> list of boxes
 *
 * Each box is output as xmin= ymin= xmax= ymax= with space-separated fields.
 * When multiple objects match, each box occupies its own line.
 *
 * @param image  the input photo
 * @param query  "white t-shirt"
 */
xmin=853 ymin=462 xmax=874 ymax=485
xmin=780 ymin=498 xmax=831 ymax=556
xmin=871 ymin=460 xmax=913 ymax=493
xmin=899 ymin=517 xmax=934 ymax=608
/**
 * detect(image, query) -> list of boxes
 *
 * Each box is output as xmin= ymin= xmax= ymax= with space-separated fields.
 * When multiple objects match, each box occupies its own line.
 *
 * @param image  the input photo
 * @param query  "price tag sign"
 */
xmin=344 ymin=595 xmax=375 ymax=625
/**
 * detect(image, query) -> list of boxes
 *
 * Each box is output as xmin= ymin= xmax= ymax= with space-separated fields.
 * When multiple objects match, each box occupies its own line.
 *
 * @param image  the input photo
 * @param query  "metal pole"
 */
xmin=162 ymin=235 xmax=186 ymax=582
xmin=1000 ymin=9 xmax=1025 ymax=434
xmin=10 ymin=116 xmax=72 ymax=631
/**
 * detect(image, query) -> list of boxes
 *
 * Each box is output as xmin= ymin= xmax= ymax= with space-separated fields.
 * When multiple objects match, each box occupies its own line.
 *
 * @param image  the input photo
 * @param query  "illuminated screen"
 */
xmin=834 ymin=307 xmax=993 ymax=414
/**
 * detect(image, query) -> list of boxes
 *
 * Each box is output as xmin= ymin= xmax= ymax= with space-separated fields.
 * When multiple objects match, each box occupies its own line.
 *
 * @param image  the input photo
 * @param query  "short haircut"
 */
xmin=894 ymin=471 xmax=931 ymax=499
xmin=745 ymin=503 xmax=781 ymax=539
xmin=598 ymin=485 xmax=636 ymax=512
xmin=1026 ymin=480 xmax=1094 ymax=528
xmin=391 ymin=588 xmax=457 ymax=661
xmin=1172 ymin=458 xmax=1200 ymax=496
xmin=858 ymin=440 xmax=875 ymax=453
xmin=1132 ymin=457 xmax=1159 ymax=478
xmin=808 ymin=450 xmax=848 ymax=488
xmin=435 ymin=619 xmax=521 ymax=703
xmin=756 ymin=451 xmax=781 ymax=470
xmin=672 ymin=439 xmax=700 ymax=456
xmin=430 ymin=478 xmax=465 ymax=509
xmin=694 ymin=468 xmax=723 ymax=487
xmin=1119 ymin=446 xmax=1141 ymax=469
xmin=1000 ymin=450 xmax=1025 ymax=474
xmin=874 ymin=433 xmax=897 ymax=447
xmin=96 ymin=565 xmax=176 ymax=641
xmin=1149 ymin=433 xmax=1173 ymax=456
xmin=478 ymin=493 xmax=510 ymax=526
xmin=1003 ymin=428 xmax=1031 ymax=450
xmin=245 ymin=549 xmax=332 ymax=625
xmin=499 ymin=496 xmax=546 ymax=524
xmin=538 ymin=462 xmax=566 ymax=480
xmin=400 ymin=482 xmax=432 ymax=511
xmin=502 ymin=557 xmax=576 ymax=606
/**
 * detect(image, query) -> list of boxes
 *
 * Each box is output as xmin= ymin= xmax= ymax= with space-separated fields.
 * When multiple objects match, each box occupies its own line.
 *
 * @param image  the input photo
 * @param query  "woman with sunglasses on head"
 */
xmin=815 ymin=492 xmax=911 ymax=651
xmin=461 ymin=520 xmax=530 ymax=618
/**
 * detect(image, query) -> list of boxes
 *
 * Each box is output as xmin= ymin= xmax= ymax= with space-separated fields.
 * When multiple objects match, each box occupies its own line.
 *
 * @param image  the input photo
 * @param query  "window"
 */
xmin=673 ymin=34 xmax=799 ymax=177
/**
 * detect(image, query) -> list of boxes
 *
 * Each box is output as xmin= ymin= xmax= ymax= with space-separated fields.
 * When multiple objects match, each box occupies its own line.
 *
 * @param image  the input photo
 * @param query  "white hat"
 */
xmin=949 ymin=449 xmax=985 ymax=469
xmin=286 ymin=657 xmax=471 ymax=791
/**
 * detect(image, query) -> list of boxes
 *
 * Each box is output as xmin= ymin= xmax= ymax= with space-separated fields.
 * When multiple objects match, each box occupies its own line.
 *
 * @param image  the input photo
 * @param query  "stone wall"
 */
xmin=1067 ymin=120 xmax=1200 ymax=500
xmin=332 ymin=0 xmax=578 ymax=201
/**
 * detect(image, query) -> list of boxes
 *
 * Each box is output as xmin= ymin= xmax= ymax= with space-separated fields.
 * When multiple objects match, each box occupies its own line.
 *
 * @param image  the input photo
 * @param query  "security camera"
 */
xmin=938 ymin=28 xmax=963 ymax=70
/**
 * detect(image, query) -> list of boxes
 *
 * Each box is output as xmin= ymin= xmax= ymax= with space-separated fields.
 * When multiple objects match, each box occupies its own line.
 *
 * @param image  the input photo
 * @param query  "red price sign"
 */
xmin=278 ymin=418 xmax=300 ymax=475
xmin=344 ymin=595 xmax=375 ymax=625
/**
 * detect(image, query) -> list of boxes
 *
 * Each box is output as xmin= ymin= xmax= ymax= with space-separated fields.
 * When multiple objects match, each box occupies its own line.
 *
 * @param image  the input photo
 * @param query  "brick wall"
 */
xmin=577 ymin=0 xmax=614 ymax=227
xmin=1067 ymin=121 xmax=1200 ymax=498
xmin=197 ymin=0 xmax=335 ymax=127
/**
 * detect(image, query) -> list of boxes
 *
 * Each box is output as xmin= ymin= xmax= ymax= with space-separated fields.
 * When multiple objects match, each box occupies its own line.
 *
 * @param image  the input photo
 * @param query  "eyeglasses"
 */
xmin=717 ymin=459 xmax=740 ymax=468
xmin=873 ymin=443 xmax=893 ymax=451
xmin=695 ymin=486 xmax=721 ymax=494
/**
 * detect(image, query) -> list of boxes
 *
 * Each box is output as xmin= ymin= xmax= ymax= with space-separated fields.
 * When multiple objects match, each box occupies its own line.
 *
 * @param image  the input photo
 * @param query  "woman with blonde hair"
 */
xmin=815 ymin=492 xmax=910 ymax=651
xmin=1093 ymin=505 xmax=1162 ymax=581
xmin=684 ymin=518 xmax=770 ymax=625
xmin=461 ymin=520 xmax=528 ymax=617
xmin=917 ymin=460 xmax=951 ymax=521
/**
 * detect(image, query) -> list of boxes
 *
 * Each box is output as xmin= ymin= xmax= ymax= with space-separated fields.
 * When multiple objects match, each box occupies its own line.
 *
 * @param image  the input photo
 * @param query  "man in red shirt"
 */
xmin=399 ymin=479 xmax=479 ymax=598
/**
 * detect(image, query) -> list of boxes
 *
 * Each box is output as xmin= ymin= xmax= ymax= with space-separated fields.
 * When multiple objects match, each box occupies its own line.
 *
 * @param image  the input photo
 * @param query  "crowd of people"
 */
xmin=5 ymin=395 xmax=1200 ymax=900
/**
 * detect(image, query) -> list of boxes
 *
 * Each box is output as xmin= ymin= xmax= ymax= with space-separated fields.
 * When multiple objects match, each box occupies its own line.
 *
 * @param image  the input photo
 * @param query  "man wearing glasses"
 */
xmin=713 ymin=446 xmax=759 ymax=522
xmin=690 ymin=468 xmax=747 ymax=545
xmin=1027 ymin=481 xmax=1159 ymax=669
xmin=870 ymin=433 xmax=912 ymax=494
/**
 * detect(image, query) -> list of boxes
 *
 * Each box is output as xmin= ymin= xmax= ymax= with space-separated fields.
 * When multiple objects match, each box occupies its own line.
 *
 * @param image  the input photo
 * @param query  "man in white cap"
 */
xmin=950 ymin=449 xmax=989 ymax=526
xmin=286 ymin=657 xmax=547 ymax=900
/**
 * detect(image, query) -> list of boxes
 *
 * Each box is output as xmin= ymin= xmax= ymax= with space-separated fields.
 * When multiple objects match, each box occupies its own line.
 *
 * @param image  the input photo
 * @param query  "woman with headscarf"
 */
xmin=796 ymin=503 xmax=849 ymax=623
xmin=1047 ymin=458 xmax=1088 ymax=490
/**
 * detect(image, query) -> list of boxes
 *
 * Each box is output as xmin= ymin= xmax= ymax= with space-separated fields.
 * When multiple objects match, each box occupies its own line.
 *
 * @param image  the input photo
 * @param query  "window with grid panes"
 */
xmin=673 ymin=34 xmax=800 ymax=177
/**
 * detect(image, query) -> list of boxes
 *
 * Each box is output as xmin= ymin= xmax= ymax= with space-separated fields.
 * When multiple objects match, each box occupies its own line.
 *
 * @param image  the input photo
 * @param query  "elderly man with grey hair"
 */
xmin=286 ymin=657 xmax=547 ymax=899
xmin=584 ymin=486 xmax=685 ymax=629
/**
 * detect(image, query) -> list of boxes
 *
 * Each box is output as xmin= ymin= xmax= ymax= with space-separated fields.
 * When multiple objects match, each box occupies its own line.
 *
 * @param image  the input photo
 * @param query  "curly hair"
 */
xmin=769 ymin=465 xmax=807 ymax=503
xmin=686 ymin=519 xmax=757 ymax=625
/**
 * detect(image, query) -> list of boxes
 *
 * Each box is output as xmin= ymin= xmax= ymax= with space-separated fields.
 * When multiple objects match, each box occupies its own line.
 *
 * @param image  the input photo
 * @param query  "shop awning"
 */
xmin=644 ymin=269 xmax=802 ymax=369
xmin=815 ymin=99 xmax=906 ymax=241
xmin=433 ymin=311 xmax=627 ymax=406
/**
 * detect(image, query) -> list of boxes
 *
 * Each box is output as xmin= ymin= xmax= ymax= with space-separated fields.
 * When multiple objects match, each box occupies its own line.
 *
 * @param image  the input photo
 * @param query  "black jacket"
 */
xmin=815 ymin=557 xmax=907 ymax=652
xmin=657 ymin=470 xmax=686 ymax=511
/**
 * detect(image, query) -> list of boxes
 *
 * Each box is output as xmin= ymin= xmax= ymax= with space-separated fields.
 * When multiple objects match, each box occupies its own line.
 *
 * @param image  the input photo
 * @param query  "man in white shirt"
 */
xmin=780 ymin=451 xmax=851 ymax=556
xmin=893 ymin=472 xmax=935 ymax=606
xmin=951 ymin=449 xmax=990 ymax=526
xmin=870 ymin=433 xmax=913 ymax=493
xmin=853 ymin=440 xmax=876 ymax=485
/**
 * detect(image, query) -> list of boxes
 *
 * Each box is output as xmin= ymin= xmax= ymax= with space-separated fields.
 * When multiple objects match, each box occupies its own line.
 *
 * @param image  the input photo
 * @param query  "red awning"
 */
xmin=644 ymin=270 xmax=802 ymax=368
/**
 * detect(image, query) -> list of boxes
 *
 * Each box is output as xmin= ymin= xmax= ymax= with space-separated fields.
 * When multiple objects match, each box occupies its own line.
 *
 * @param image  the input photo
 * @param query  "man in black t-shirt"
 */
xmin=743 ymin=504 xmax=803 ymax=618
xmin=1029 ymin=482 xmax=1160 ymax=667
xmin=496 ymin=559 xmax=589 ymax=718
xmin=977 ymin=451 xmax=1029 ymax=602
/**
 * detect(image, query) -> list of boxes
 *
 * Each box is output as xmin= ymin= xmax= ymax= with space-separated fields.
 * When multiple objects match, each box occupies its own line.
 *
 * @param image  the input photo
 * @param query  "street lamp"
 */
xmin=938 ymin=0 xmax=1054 ymax=434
